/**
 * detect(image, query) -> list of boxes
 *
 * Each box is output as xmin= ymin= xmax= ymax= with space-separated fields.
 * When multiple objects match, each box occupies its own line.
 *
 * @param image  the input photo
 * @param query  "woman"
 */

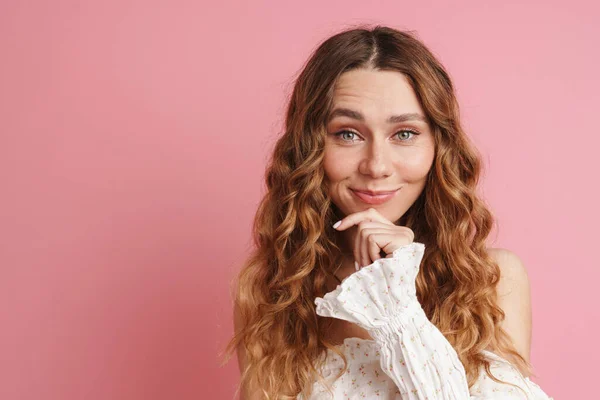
xmin=223 ymin=25 xmax=553 ymax=399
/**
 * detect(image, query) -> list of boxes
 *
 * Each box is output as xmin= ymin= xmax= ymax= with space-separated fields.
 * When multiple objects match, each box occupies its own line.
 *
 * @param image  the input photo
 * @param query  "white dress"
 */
xmin=301 ymin=242 xmax=553 ymax=399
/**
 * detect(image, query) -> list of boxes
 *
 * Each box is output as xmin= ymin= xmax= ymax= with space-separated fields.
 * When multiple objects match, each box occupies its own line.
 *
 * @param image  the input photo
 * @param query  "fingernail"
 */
xmin=354 ymin=261 xmax=359 ymax=271
xmin=332 ymin=220 xmax=341 ymax=229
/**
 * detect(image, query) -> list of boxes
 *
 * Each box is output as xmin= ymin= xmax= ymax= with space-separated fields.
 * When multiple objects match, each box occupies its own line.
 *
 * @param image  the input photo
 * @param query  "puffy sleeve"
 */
xmin=314 ymin=242 xmax=553 ymax=400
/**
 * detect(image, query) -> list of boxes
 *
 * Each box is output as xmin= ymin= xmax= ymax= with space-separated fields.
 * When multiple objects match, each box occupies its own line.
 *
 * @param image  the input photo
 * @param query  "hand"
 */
xmin=332 ymin=207 xmax=415 ymax=270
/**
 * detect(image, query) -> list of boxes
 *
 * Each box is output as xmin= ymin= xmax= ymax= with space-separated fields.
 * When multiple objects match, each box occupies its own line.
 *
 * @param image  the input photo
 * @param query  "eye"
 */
xmin=395 ymin=129 xmax=420 ymax=142
xmin=334 ymin=130 xmax=361 ymax=142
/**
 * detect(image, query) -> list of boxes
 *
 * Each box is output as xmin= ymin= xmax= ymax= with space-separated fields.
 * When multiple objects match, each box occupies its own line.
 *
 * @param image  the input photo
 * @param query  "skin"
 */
xmin=324 ymin=68 xmax=435 ymax=277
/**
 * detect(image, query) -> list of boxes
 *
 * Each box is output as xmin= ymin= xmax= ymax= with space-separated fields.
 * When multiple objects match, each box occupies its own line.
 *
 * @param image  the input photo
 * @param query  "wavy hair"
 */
xmin=221 ymin=25 xmax=533 ymax=399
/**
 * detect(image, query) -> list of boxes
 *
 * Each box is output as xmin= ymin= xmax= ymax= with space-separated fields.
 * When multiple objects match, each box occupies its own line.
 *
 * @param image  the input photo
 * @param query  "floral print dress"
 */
xmin=299 ymin=242 xmax=553 ymax=399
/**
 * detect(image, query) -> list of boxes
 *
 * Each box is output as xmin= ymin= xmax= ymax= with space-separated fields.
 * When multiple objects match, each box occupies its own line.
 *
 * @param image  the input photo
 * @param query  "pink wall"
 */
xmin=1 ymin=1 xmax=598 ymax=399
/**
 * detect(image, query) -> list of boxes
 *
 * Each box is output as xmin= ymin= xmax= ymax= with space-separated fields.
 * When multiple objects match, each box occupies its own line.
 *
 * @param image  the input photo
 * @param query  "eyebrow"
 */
xmin=328 ymin=107 xmax=427 ymax=124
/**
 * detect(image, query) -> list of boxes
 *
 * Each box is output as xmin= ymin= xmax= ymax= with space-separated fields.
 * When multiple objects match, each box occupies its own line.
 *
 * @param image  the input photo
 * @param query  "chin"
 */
xmin=342 ymin=201 xmax=403 ymax=220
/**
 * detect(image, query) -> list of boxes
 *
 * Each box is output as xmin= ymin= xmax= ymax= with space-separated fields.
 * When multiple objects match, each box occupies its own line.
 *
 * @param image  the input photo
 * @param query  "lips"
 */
xmin=353 ymin=189 xmax=398 ymax=196
xmin=351 ymin=188 xmax=399 ymax=205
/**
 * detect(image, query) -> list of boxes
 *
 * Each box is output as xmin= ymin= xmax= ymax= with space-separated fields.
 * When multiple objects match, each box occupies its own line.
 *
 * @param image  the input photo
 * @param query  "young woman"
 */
xmin=223 ymin=25 xmax=553 ymax=399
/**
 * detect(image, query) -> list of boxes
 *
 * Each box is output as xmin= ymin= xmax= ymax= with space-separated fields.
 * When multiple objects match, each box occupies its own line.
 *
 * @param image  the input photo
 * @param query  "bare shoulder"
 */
xmin=487 ymin=247 xmax=533 ymax=374
xmin=488 ymin=248 xmax=530 ymax=286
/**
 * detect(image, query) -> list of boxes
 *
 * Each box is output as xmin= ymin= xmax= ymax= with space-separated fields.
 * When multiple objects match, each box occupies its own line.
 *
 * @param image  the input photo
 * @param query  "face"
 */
xmin=324 ymin=68 xmax=435 ymax=224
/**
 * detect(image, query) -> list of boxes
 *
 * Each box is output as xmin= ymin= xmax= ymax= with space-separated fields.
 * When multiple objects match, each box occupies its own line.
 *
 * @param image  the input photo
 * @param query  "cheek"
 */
xmin=323 ymin=149 xmax=352 ymax=181
xmin=395 ymin=147 xmax=435 ymax=181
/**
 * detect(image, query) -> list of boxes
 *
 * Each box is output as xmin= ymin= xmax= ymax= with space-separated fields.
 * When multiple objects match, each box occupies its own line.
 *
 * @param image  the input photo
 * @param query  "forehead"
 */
xmin=330 ymin=68 xmax=424 ymax=117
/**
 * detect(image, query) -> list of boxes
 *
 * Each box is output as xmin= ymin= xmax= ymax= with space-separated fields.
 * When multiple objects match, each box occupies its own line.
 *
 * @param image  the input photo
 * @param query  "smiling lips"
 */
xmin=351 ymin=188 xmax=400 ymax=205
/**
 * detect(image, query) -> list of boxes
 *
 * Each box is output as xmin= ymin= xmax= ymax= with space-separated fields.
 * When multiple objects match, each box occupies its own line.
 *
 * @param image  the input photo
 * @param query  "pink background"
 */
xmin=1 ymin=1 xmax=598 ymax=399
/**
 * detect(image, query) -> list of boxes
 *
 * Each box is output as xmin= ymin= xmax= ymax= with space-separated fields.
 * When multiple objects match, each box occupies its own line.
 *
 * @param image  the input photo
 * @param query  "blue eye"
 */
xmin=335 ymin=130 xmax=359 ymax=141
xmin=395 ymin=129 xmax=419 ymax=141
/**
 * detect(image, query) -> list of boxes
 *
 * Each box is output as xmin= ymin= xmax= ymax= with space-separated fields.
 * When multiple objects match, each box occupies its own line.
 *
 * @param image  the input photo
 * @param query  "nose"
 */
xmin=358 ymin=138 xmax=393 ymax=178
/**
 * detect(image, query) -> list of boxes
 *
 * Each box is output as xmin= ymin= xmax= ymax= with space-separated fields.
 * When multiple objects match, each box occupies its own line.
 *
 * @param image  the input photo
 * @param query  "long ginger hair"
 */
xmin=221 ymin=25 xmax=533 ymax=399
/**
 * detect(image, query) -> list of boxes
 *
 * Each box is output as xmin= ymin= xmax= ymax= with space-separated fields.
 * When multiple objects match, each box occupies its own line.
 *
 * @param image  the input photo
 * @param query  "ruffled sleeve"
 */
xmin=314 ymin=242 xmax=554 ymax=399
